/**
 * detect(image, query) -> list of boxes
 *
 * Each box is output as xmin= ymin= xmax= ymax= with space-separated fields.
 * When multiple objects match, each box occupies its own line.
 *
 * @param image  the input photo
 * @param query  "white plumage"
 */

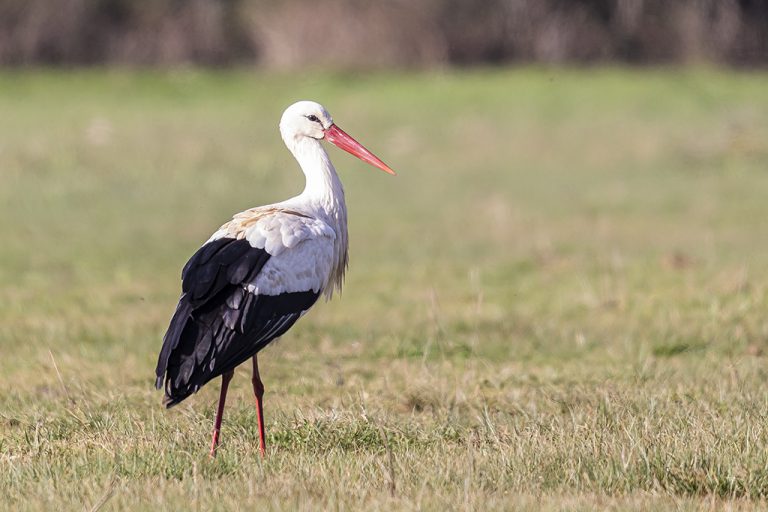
xmin=209 ymin=210 xmax=337 ymax=296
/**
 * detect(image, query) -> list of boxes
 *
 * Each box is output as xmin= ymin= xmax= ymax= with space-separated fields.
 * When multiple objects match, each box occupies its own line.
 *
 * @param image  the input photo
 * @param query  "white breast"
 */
xmin=249 ymin=236 xmax=334 ymax=295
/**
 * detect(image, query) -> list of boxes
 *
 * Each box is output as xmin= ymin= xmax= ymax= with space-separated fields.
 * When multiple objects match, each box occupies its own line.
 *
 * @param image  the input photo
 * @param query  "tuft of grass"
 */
xmin=2 ymin=68 xmax=768 ymax=510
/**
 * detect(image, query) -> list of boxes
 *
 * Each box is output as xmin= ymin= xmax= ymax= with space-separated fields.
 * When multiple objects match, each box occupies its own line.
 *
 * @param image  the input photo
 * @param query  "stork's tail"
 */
xmin=162 ymin=390 xmax=191 ymax=409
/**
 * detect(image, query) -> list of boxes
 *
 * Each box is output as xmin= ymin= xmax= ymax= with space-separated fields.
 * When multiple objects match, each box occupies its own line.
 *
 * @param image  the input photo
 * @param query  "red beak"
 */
xmin=324 ymin=124 xmax=396 ymax=176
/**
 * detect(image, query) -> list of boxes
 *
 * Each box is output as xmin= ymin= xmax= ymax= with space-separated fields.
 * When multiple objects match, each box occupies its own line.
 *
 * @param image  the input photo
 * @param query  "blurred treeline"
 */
xmin=1 ymin=0 xmax=766 ymax=68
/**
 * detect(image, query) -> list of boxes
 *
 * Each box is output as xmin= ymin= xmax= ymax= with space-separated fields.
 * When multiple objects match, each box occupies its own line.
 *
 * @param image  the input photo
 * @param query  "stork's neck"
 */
xmin=287 ymin=136 xmax=349 ymax=298
xmin=291 ymin=137 xmax=346 ymax=216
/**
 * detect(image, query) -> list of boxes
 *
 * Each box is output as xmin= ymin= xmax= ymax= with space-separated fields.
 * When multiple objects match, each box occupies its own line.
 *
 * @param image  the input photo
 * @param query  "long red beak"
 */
xmin=324 ymin=124 xmax=396 ymax=176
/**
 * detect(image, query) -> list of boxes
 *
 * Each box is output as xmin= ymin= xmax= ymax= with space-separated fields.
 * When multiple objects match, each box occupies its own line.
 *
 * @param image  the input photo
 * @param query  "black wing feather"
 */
xmin=155 ymin=237 xmax=320 ymax=407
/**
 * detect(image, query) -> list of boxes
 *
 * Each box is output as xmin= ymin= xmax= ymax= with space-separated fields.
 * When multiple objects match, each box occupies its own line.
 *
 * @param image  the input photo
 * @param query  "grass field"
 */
xmin=2 ymin=68 xmax=768 ymax=510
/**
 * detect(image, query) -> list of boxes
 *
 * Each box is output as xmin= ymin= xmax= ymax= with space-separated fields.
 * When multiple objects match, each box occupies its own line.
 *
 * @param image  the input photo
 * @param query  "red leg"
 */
xmin=209 ymin=371 xmax=234 ymax=458
xmin=252 ymin=355 xmax=266 ymax=456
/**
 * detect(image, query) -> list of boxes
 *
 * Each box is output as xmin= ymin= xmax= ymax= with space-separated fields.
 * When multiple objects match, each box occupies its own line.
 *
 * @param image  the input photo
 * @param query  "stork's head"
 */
xmin=279 ymin=100 xmax=396 ymax=175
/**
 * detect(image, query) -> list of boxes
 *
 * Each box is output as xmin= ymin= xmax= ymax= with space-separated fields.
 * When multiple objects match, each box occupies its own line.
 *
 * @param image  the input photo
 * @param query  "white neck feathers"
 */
xmin=285 ymin=136 xmax=349 ymax=297
xmin=290 ymin=137 xmax=345 ymax=209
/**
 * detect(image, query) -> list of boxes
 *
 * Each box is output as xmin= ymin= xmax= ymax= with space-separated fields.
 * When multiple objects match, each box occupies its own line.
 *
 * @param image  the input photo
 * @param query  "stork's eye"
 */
xmin=306 ymin=115 xmax=320 ymax=123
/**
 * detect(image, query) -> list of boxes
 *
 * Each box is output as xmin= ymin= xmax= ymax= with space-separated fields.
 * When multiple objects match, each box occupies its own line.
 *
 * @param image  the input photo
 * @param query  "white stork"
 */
xmin=154 ymin=101 xmax=395 ymax=457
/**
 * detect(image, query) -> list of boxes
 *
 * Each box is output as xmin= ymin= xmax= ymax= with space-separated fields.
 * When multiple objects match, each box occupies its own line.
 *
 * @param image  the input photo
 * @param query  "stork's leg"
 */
xmin=251 ymin=355 xmax=266 ymax=456
xmin=209 ymin=370 xmax=234 ymax=458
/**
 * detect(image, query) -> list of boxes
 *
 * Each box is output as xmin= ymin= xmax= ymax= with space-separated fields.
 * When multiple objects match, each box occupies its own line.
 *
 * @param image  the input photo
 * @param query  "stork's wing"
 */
xmin=155 ymin=209 xmax=335 ymax=407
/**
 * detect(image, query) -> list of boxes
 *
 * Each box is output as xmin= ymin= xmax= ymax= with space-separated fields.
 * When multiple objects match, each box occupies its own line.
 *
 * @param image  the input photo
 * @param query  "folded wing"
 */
xmin=155 ymin=209 xmax=335 ymax=407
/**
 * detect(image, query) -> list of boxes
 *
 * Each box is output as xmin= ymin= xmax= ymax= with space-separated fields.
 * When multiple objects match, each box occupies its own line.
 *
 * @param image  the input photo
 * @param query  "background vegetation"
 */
xmin=1 ymin=68 xmax=768 ymax=510
xmin=1 ymin=0 xmax=767 ymax=67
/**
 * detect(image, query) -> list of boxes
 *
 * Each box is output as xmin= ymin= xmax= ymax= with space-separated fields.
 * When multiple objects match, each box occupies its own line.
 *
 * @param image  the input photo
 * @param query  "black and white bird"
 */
xmin=154 ymin=101 xmax=395 ymax=457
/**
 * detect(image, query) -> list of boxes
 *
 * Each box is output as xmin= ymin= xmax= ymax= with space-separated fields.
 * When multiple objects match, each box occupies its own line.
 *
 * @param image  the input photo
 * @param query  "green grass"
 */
xmin=2 ymin=67 xmax=768 ymax=510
